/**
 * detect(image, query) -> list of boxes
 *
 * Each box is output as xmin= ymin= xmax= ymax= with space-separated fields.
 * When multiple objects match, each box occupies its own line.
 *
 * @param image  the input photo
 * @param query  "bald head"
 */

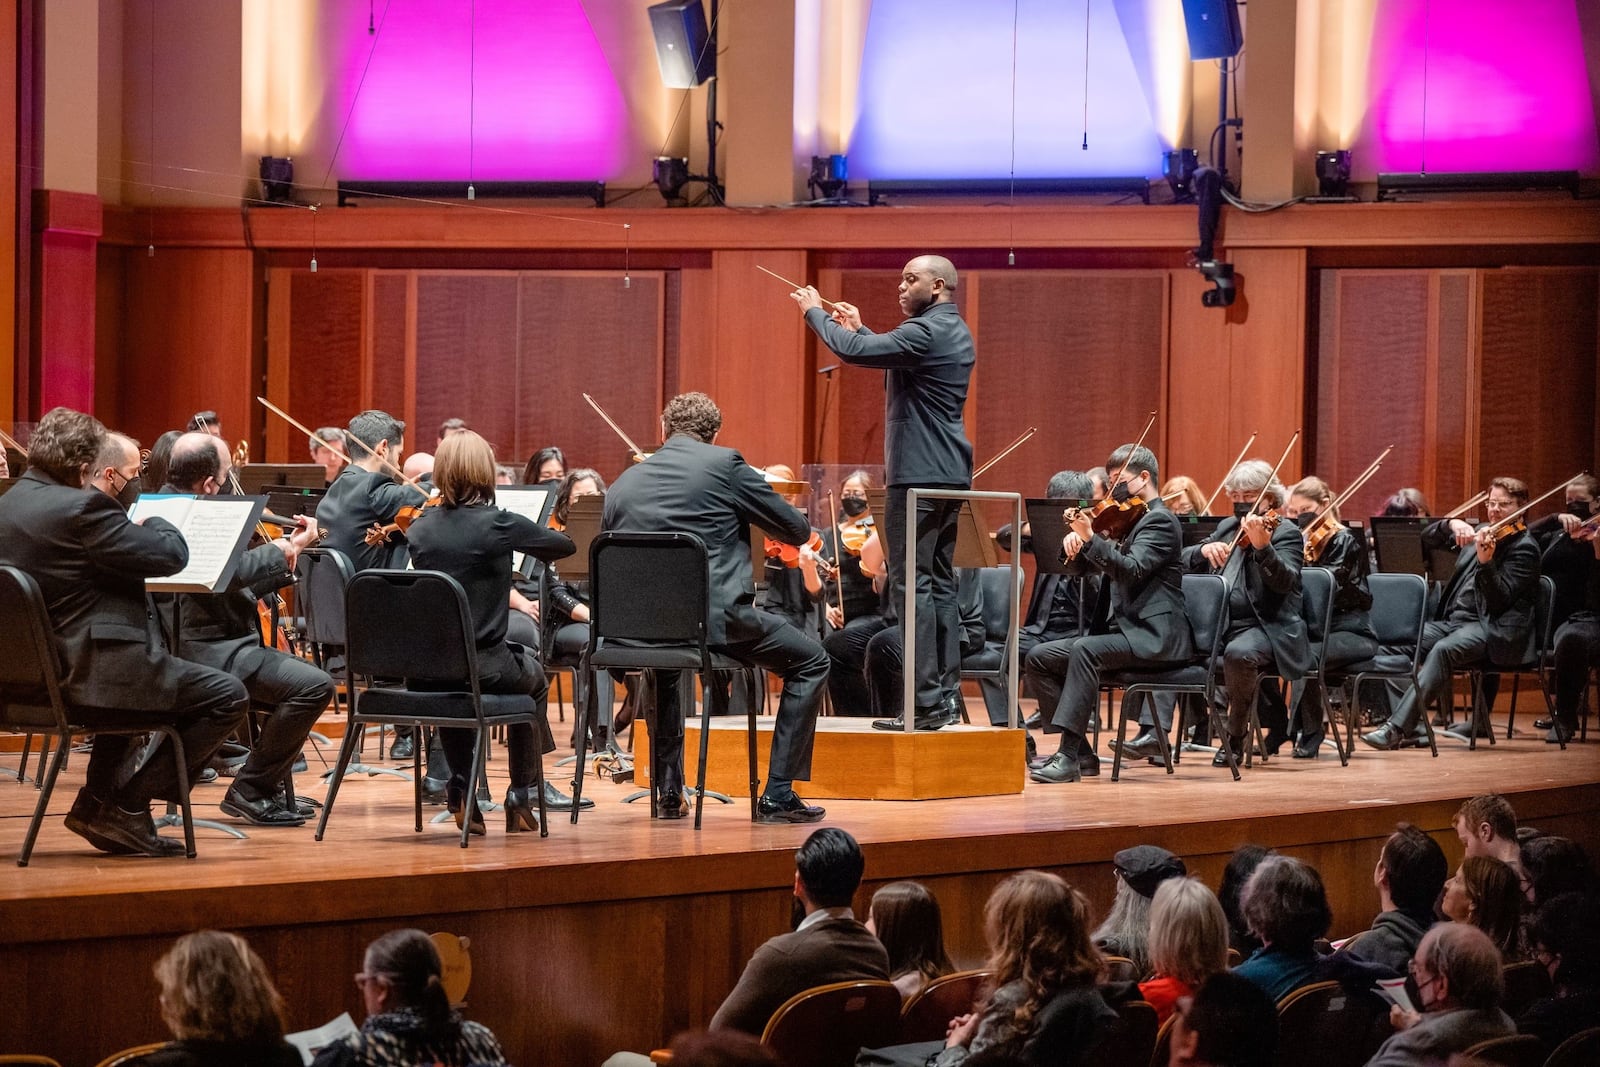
xmin=167 ymin=431 xmax=229 ymax=494
xmin=898 ymin=255 xmax=958 ymax=316
xmin=909 ymin=255 xmax=958 ymax=292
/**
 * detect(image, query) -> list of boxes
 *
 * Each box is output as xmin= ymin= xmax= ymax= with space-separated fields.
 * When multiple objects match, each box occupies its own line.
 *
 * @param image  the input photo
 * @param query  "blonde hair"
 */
xmin=1160 ymin=476 xmax=1206 ymax=516
xmin=1147 ymin=878 xmax=1230 ymax=987
xmin=433 ymin=430 xmax=497 ymax=509
xmin=1290 ymin=476 xmax=1339 ymax=522
xmin=154 ymin=930 xmax=286 ymax=1043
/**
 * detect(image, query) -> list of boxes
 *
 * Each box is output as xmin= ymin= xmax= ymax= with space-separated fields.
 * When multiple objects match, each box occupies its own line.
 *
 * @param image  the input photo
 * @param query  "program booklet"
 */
xmin=129 ymin=493 xmax=265 ymax=593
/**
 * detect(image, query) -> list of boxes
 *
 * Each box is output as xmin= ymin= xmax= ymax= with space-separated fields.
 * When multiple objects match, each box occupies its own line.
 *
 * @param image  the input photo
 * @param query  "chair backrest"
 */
xmin=1274 ymin=980 xmax=1392 ymax=1067
xmin=0 ymin=565 xmax=69 ymax=732
xmin=1546 ymin=1026 xmax=1600 ymax=1067
xmin=1499 ymin=959 xmax=1553 ymax=1019
xmin=760 ymin=979 xmax=902 ymax=1067
xmin=1150 ymin=1013 xmax=1175 ymax=1067
xmin=1459 ymin=1034 xmax=1543 ymax=1067
xmin=1102 ymin=956 xmax=1142 ymax=982
xmin=1533 ymin=574 xmax=1555 ymax=658
xmin=1181 ymin=573 xmax=1228 ymax=663
xmin=976 ymin=567 xmax=1015 ymax=646
xmin=90 ymin=1044 xmax=167 ymax=1067
xmin=345 ymin=570 xmax=475 ymax=685
xmin=0 ymin=1056 xmax=66 ymax=1066
xmin=1366 ymin=572 xmax=1429 ymax=648
xmin=589 ymin=532 xmax=711 ymax=644
xmin=1300 ymin=566 xmax=1334 ymax=645
xmin=899 ymin=969 xmax=992 ymax=1043
xmin=1080 ymin=998 xmax=1159 ymax=1067
xmin=297 ymin=546 xmax=355 ymax=646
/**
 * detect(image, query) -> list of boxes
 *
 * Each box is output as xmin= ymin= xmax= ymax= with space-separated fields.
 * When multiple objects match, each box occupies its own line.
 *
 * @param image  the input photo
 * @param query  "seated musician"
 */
xmin=1161 ymin=475 xmax=1207 ymax=516
xmin=1545 ymin=516 xmax=1599 ymax=745
xmin=1185 ymin=460 xmax=1309 ymax=766
xmin=0 ymin=409 xmax=248 ymax=856
xmin=802 ymin=470 xmax=889 ymax=718
xmin=522 ymin=445 xmax=565 ymax=485
xmin=316 ymin=410 xmax=429 ymax=573
xmin=161 ymin=432 xmax=332 ymax=827
xmin=187 ymin=410 xmax=224 ymax=437
xmin=437 ymin=417 xmax=469 ymax=445
xmin=602 ymin=392 xmax=829 ymax=823
xmin=544 ymin=468 xmax=616 ymax=750
xmin=1284 ymin=476 xmax=1377 ymax=759
xmin=309 ymin=426 xmax=348 ymax=486
xmin=1026 ymin=443 xmax=1192 ymax=784
xmin=405 ymin=430 xmax=590 ymax=829
xmin=1360 ymin=477 xmax=1541 ymax=751
xmin=758 ymin=463 xmax=816 ymax=636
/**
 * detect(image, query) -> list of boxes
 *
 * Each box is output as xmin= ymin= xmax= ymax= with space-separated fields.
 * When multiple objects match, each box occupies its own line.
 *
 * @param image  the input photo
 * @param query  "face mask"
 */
xmin=1568 ymin=500 xmax=1593 ymax=520
xmin=115 ymin=473 xmax=143 ymax=512
xmin=1295 ymin=511 xmax=1318 ymax=530
xmin=840 ymin=497 xmax=869 ymax=518
xmin=1233 ymin=502 xmax=1254 ymax=521
xmin=1111 ymin=480 xmax=1133 ymax=505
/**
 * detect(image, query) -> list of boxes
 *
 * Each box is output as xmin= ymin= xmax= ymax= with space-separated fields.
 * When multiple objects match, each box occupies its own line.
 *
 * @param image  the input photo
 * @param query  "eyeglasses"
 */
xmin=1406 ymin=960 xmax=1439 ymax=991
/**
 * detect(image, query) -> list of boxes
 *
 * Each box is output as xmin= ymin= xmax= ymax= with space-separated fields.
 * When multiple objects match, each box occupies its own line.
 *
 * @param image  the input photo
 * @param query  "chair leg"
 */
xmin=17 ymin=730 xmax=71 ymax=866
xmin=1148 ymin=693 xmax=1174 ymax=775
xmin=1110 ymin=690 xmax=1131 ymax=783
xmin=746 ymin=670 xmax=759 ymax=820
xmin=533 ymin=719 xmax=550 ymax=838
xmin=1506 ymin=672 xmax=1520 ymax=739
xmin=554 ymin=671 xmax=566 ymax=724
xmin=34 ymin=734 xmax=52 ymax=789
xmin=458 ymin=731 xmax=486 ymax=849
xmin=693 ymin=663 xmax=720 ymax=830
xmin=314 ymin=724 xmax=364 ymax=841
xmin=1208 ymin=697 xmax=1241 ymax=781
xmin=15 ymin=732 xmax=30 ymax=783
xmin=164 ymin=728 xmax=197 ymax=860
xmin=571 ymin=661 xmax=593 ymax=824
xmin=414 ymin=726 xmax=425 ymax=832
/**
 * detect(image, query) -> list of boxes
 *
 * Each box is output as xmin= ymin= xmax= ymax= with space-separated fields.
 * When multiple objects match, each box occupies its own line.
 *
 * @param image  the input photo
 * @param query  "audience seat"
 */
xmin=1273 ymin=980 xmax=1391 ymax=1067
xmin=0 ymin=1057 xmax=66 ymax=1066
xmin=1081 ymin=998 xmax=1158 ymax=1067
xmin=1545 ymin=1026 xmax=1600 ymax=1067
xmin=1151 ymin=1014 xmax=1176 ymax=1067
xmin=1458 ymin=1033 xmax=1543 ymax=1067
xmin=899 ymin=969 xmax=992 ymax=1044
xmin=1102 ymin=956 xmax=1142 ymax=982
xmin=90 ymin=1045 xmax=165 ymax=1067
xmin=761 ymin=980 xmax=902 ymax=1067
xmin=1499 ymin=959 xmax=1554 ymax=1020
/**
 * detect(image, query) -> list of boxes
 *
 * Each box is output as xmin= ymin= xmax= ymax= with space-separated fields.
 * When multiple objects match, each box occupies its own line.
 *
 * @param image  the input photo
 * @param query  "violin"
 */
xmin=1212 ymin=429 xmax=1300 ymax=566
xmin=1065 ymin=411 xmax=1159 ymax=545
xmin=365 ymin=497 xmax=441 ymax=546
xmin=1469 ymin=475 xmax=1582 ymax=559
xmin=765 ymin=530 xmax=837 ymax=580
xmin=1301 ymin=512 xmax=1344 ymax=564
xmin=839 ymin=517 xmax=873 ymax=555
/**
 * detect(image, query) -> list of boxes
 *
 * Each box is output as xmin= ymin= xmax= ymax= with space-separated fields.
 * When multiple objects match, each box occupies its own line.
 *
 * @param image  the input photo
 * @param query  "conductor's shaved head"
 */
xmin=909 ymin=255 xmax=958 ymax=292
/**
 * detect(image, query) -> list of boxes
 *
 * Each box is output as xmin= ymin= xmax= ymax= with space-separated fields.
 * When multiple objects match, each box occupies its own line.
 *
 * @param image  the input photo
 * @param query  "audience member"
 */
xmin=867 ymin=881 xmax=955 ymax=1000
xmin=1341 ymin=824 xmax=1447 ymax=974
xmin=129 ymin=930 xmax=300 ymax=1067
xmin=708 ymin=828 xmax=889 ymax=1035
xmin=1093 ymin=845 xmax=1187 ymax=975
xmin=1519 ymin=835 xmax=1594 ymax=908
xmin=1366 ymin=924 xmax=1514 ymax=1067
xmin=1440 ymin=857 xmax=1522 ymax=958
xmin=1138 ymin=878 xmax=1229 ymax=1024
xmin=1517 ymin=891 xmax=1600 ymax=1055
xmin=1234 ymin=856 xmax=1393 ymax=1003
xmin=933 ymin=871 xmax=1116 ymax=1065
xmin=310 ymin=929 xmax=506 ymax=1067
xmin=665 ymin=1030 xmax=780 ymax=1067
xmin=1166 ymin=972 xmax=1276 ymax=1067
xmin=1452 ymin=796 xmax=1526 ymax=893
xmin=1218 ymin=845 xmax=1273 ymax=959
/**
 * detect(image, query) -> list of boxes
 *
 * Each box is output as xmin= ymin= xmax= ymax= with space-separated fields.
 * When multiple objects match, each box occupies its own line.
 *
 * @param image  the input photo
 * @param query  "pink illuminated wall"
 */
xmin=1361 ymin=0 xmax=1599 ymax=174
xmin=335 ymin=2 xmax=627 ymax=181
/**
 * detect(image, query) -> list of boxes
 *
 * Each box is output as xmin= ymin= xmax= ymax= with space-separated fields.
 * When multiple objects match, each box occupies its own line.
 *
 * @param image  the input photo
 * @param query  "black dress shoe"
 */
xmin=421 ymin=775 xmax=449 ymax=804
xmin=1029 ymin=752 xmax=1081 ymax=784
xmin=197 ymin=766 xmax=219 ymax=784
xmin=1110 ymin=730 xmax=1163 ymax=760
xmin=94 ymin=804 xmax=187 ymax=857
xmin=1023 ymin=711 xmax=1044 ymax=731
xmin=1212 ymin=734 xmax=1246 ymax=767
xmin=1078 ymin=751 xmax=1101 ymax=777
xmin=1445 ymin=720 xmax=1493 ymax=740
xmin=871 ymin=709 xmax=947 ymax=731
xmin=1292 ymin=735 xmax=1322 ymax=759
xmin=505 ymin=787 xmax=540 ymax=833
xmin=63 ymin=789 xmax=136 ymax=855
xmin=1261 ymin=729 xmax=1289 ymax=757
xmin=1546 ymin=721 xmax=1575 ymax=745
xmin=389 ymin=735 xmax=415 ymax=760
xmin=277 ymin=791 xmax=318 ymax=818
xmin=220 ymin=788 xmax=307 ymax=827
xmin=1534 ymin=717 xmax=1554 ymax=731
xmin=940 ymin=692 xmax=965 ymax=725
xmin=1360 ymin=723 xmax=1405 ymax=751
xmin=657 ymin=789 xmax=690 ymax=820
xmin=757 ymin=792 xmax=826 ymax=823
xmin=1023 ymin=731 xmax=1037 ymax=762
xmin=292 ymin=755 xmax=308 ymax=773
xmin=540 ymin=779 xmax=594 ymax=811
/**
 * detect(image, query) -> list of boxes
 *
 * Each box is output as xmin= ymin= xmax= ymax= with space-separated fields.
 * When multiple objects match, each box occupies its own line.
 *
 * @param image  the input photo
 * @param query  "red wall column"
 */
xmin=30 ymin=189 xmax=102 ymax=415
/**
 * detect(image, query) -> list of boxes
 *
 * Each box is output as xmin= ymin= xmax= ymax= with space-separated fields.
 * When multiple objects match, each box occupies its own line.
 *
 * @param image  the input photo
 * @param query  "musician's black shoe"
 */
xmin=1261 ymin=729 xmax=1289 ymax=757
xmin=872 ymin=709 xmax=947 ymax=731
xmin=1546 ymin=721 xmax=1575 ymax=745
xmin=657 ymin=789 xmax=689 ymax=820
xmin=445 ymin=778 xmax=485 ymax=836
xmin=1212 ymin=734 xmax=1246 ymax=767
xmin=277 ymin=790 xmax=318 ymax=818
xmin=1445 ymin=719 xmax=1493 ymax=741
xmin=1534 ymin=717 xmax=1554 ymax=731
xmin=1292 ymin=733 xmax=1323 ymax=759
xmin=1029 ymin=752 xmax=1081 ymax=784
xmin=421 ymin=775 xmax=450 ymax=805
xmin=1023 ymin=731 xmax=1037 ymax=763
xmin=540 ymin=780 xmax=594 ymax=811
xmin=389 ymin=735 xmax=415 ymax=760
xmin=756 ymin=792 xmax=826 ymax=823
xmin=292 ymin=755 xmax=308 ymax=773
xmin=93 ymin=803 xmax=188 ymax=857
xmin=940 ymin=692 xmax=965 ymax=725
xmin=1110 ymin=730 xmax=1163 ymax=761
xmin=1360 ymin=723 xmax=1405 ymax=751
xmin=1023 ymin=711 xmax=1045 ymax=731
xmin=221 ymin=787 xmax=307 ymax=827
xmin=64 ymin=789 xmax=136 ymax=855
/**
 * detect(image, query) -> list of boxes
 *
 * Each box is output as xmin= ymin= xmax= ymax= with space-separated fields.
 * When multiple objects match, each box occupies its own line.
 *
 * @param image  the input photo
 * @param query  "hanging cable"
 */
xmin=1419 ymin=0 xmax=1431 ymax=175
xmin=1081 ymin=0 xmax=1091 ymax=150
xmin=467 ymin=0 xmax=476 ymax=200
xmin=1008 ymin=0 xmax=1019 ymax=266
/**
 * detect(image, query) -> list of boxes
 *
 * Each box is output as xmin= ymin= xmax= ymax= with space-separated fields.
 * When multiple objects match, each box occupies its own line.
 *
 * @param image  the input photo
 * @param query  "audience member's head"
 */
xmin=794 ymin=828 xmax=866 ymax=911
xmin=554 ymin=467 xmax=606 ymax=528
xmin=1453 ymin=795 xmax=1518 ymax=860
xmin=522 ymin=445 xmax=566 ymax=484
xmin=1242 ymin=856 xmax=1332 ymax=954
xmin=1520 ymin=835 xmax=1595 ymax=908
xmin=1377 ymin=823 xmax=1448 ymax=916
xmin=1441 ymin=857 xmax=1522 ymax=956
xmin=1168 ymin=972 xmax=1276 ymax=1067
xmin=1410 ymin=923 xmax=1504 ymax=1013
xmin=982 ymin=871 xmax=1102 ymax=1033
xmin=1147 ymin=878 xmax=1229 ymax=990
xmin=153 ymin=930 xmax=286 ymax=1046
xmin=666 ymin=1029 xmax=781 ymax=1067
xmin=356 ymin=929 xmax=454 ymax=1032
xmin=867 ymin=881 xmax=954 ymax=989
xmin=1094 ymin=845 xmax=1187 ymax=973
xmin=1218 ymin=844 xmax=1273 ymax=955
xmin=26 ymin=407 xmax=106 ymax=488
xmin=1527 ymin=892 xmax=1600 ymax=990
xmin=661 ymin=392 xmax=722 ymax=444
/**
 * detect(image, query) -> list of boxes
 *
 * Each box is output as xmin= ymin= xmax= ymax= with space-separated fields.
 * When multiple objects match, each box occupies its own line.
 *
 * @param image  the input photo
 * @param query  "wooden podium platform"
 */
xmin=631 ymin=717 xmax=1027 ymax=800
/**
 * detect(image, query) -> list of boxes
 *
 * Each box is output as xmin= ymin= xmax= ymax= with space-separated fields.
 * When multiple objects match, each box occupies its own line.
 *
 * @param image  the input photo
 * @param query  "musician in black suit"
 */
xmin=0 ymin=409 xmax=248 ymax=856
xmin=161 ymin=433 xmax=332 ymax=827
xmin=315 ymin=410 xmax=429 ymax=574
xmin=1027 ymin=444 xmax=1193 ymax=784
xmin=795 ymin=256 xmax=975 ymax=729
xmin=1184 ymin=461 xmax=1311 ymax=765
xmin=1361 ymin=477 xmax=1541 ymax=750
xmin=602 ymin=393 xmax=829 ymax=823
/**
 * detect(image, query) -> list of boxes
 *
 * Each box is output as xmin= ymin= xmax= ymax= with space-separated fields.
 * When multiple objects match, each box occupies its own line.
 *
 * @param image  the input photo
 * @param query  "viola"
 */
xmin=1301 ymin=512 xmax=1343 ymax=563
xmin=364 ymin=497 xmax=441 ymax=546
xmin=765 ymin=530 xmax=837 ymax=580
xmin=838 ymin=517 xmax=873 ymax=555
xmin=1066 ymin=497 xmax=1148 ymax=543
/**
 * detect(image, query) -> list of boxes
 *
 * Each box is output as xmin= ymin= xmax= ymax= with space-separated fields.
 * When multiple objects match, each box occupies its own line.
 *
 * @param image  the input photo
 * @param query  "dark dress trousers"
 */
xmin=315 ymin=465 xmax=428 ymax=572
xmin=863 ymin=567 xmax=988 ymax=719
xmin=804 ymin=300 xmax=974 ymax=711
xmin=602 ymin=436 xmax=829 ymax=784
xmin=1025 ymin=503 xmax=1192 ymax=742
xmin=0 ymin=469 xmax=247 ymax=807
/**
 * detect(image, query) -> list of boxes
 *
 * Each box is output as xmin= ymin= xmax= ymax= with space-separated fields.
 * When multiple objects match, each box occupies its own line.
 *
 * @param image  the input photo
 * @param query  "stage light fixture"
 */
xmin=259 ymin=156 xmax=295 ymax=203
xmin=1315 ymin=149 xmax=1352 ymax=197
xmin=1163 ymin=149 xmax=1199 ymax=199
xmin=653 ymin=156 xmax=691 ymax=203
xmin=808 ymin=154 xmax=849 ymax=200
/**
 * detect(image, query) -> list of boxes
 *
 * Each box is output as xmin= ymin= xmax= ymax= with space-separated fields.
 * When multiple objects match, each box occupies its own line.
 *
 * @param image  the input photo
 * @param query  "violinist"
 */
xmin=309 ymin=427 xmax=348 ymax=486
xmin=316 ymin=410 xmax=429 ymax=574
xmin=522 ymin=446 xmax=565 ymax=485
xmin=1544 ymin=500 xmax=1599 ymax=745
xmin=1283 ymin=477 xmax=1376 ymax=759
xmin=1527 ymin=476 xmax=1598 ymax=627
xmin=406 ymin=430 xmax=589 ymax=829
xmin=1184 ymin=460 xmax=1310 ymax=766
xmin=761 ymin=464 xmax=818 ymax=635
xmin=1360 ymin=478 xmax=1540 ymax=751
xmin=1160 ymin=476 xmax=1206 ymax=517
xmin=160 ymin=433 xmax=333 ymax=827
xmin=1026 ymin=444 xmax=1192 ymax=784
xmin=804 ymin=471 xmax=890 ymax=718
xmin=544 ymin=468 xmax=615 ymax=750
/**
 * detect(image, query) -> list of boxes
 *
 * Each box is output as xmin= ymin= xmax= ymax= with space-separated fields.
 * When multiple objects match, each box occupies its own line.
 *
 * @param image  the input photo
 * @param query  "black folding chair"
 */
xmin=1455 ymin=575 xmax=1555 ymax=751
xmin=572 ymin=532 xmax=758 ymax=829
xmin=315 ymin=569 xmax=547 ymax=848
xmin=0 ymin=565 xmax=197 ymax=865
xmin=1107 ymin=574 xmax=1236 ymax=782
xmin=960 ymin=566 xmax=1019 ymax=724
xmin=1271 ymin=566 xmax=1348 ymax=765
xmin=1328 ymin=572 xmax=1431 ymax=757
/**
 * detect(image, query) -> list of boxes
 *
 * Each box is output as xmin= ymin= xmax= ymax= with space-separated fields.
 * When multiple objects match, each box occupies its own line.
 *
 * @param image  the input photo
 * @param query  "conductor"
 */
xmin=794 ymin=256 xmax=975 ymax=730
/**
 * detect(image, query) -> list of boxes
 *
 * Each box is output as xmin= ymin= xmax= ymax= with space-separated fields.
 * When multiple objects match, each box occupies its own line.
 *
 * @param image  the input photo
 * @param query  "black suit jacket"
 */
xmin=0 ymin=469 xmax=196 ymax=710
xmin=1309 ymin=524 xmax=1377 ymax=638
xmin=315 ymin=465 xmax=427 ymax=572
xmin=804 ymin=301 xmax=974 ymax=486
xmin=1188 ymin=515 xmax=1312 ymax=679
xmin=1424 ymin=519 xmax=1541 ymax=664
xmin=602 ymin=436 xmax=811 ymax=645
xmin=1068 ymin=503 xmax=1193 ymax=663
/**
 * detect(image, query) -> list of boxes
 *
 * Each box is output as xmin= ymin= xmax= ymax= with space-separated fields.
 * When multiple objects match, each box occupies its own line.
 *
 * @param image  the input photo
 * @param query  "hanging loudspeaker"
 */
xmin=648 ymin=1 xmax=715 ymax=89
xmin=1181 ymin=0 xmax=1243 ymax=60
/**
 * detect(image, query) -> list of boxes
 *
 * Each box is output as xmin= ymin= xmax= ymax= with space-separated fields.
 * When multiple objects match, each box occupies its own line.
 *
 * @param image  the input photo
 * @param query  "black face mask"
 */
xmin=1295 ymin=511 xmax=1318 ymax=530
xmin=840 ymin=496 xmax=869 ymax=518
xmin=1233 ymin=502 xmax=1254 ymax=521
xmin=114 ymin=473 xmax=142 ymax=512
xmin=1568 ymin=500 xmax=1593 ymax=520
xmin=1111 ymin=478 xmax=1135 ymax=505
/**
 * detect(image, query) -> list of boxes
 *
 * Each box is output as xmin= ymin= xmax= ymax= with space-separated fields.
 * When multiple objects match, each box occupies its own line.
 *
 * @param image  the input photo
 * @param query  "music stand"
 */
xmin=235 ymin=463 xmax=327 ymax=495
xmin=265 ymin=486 xmax=326 ymax=518
xmin=558 ymin=495 xmax=604 ymax=581
xmin=1368 ymin=516 xmax=1429 ymax=576
xmin=1177 ymin=514 xmax=1224 ymax=547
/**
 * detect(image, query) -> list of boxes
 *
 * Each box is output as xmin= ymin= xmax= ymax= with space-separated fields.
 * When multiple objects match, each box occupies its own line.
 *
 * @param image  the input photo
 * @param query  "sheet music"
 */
xmin=285 ymin=1012 xmax=359 ymax=1065
xmin=131 ymin=495 xmax=262 ymax=592
xmin=497 ymin=488 xmax=552 ymax=573
xmin=129 ymin=493 xmax=197 ymax=528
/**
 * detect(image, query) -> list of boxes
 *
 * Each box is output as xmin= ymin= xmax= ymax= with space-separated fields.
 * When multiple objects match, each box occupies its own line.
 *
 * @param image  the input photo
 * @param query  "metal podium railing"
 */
xmin=901 ymin=489 xmax=1024 ymax=731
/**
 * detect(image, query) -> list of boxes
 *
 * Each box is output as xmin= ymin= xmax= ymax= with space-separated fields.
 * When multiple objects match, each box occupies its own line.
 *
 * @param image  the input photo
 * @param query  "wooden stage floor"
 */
xmin=3 ymin=703 xmax=1598 ymax=1065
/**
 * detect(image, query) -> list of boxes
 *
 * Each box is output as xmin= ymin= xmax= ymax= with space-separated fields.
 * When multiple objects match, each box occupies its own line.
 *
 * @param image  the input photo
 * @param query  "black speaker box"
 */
xmin=1181 ymin=0 xmax=1243 ymax=60
xmin=648 ymin=0 xmax=714 ymax=89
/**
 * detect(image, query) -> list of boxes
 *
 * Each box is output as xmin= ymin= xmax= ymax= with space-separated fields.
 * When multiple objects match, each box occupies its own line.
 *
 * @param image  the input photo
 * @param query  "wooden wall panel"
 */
xmin=1433 ymin=272 xmax=1474 ymax=510
xmin=285 ymin=270 xmax=363 ymax=456
xmin=1228 ymin=248 xmax=1307 ymax=484
xmin=413 ymin=273 xmax=520 ymax=461
xmin=1166 ymin=269 xmax=1234 ymax=495
xmin=704 ymin=250 xmax=810 ymax=468
xmin=827 ymin=270 xmax=897 ymax=468
xmin=515 ymin=271 xmax=664 ymax=484
xmin=368 ymin=272 xmax=410 ymax=421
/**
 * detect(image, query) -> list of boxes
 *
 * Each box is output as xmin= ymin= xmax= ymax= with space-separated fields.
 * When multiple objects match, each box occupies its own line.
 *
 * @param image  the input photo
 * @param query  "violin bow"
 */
xmin=827 ymin=490 xmax=846 ymax=626
xmin=1316 ymin=445 xmax=1394 ymax=523
xmin=256 ymin=396 xmax=428 ymax=500
xmin=193 ymin=412 xmax=275 ymax=541
xmin=756 ymin=265 xmax=840 ymax=311
xmin=1487 ymin=474 xmax=1587 ymax=532
xmin=972 ymin=426 xmax=1038 ymax=481
xmin=582 ymin=393 xmax=649 ymax=463
xmin=1444 ymin=490 xmax=1490 ymax=520
xmin=1203 ymin=431 xmax=1258 ymax=514
xmin=1226 ymin=429 xmax=1300 ymax=553
xmin=0 ymin=426 xmax=24 ymax=456
xmin=1110 ymin=412 xmax=1159 ymax=489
